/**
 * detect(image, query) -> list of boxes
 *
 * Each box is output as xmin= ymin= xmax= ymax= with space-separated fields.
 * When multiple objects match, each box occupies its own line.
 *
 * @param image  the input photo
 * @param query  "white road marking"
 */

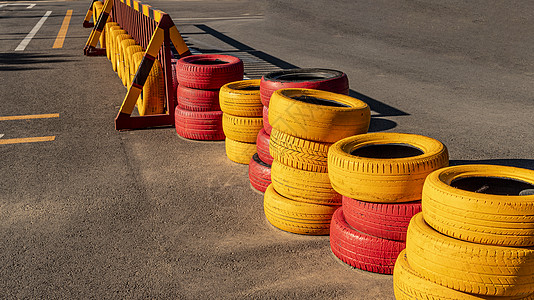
xmin=0 ymin=134 xmax=4 ymax=139
xmin=174 ymin=16 xmax=263 ymax=22
xmin=0 ymin=3 xmax=36 ymax=8
xmin=15 ymin=10 xmax=52 ymax=51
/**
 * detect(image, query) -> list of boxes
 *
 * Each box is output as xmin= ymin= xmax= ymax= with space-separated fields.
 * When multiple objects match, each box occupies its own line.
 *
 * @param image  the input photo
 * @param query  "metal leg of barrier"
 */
xmin=83 ymin=0 xmax=98 ymax=27
xmin=84 ymin=0 xmax=112 ymax=56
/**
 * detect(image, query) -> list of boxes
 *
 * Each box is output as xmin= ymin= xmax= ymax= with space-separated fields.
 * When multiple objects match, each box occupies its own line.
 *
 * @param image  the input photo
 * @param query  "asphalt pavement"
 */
xmin=1 ymin=0 xmax=533 ymax=299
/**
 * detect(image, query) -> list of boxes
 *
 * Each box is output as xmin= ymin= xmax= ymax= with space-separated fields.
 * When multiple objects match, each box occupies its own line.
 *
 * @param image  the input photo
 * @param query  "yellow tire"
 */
xmin=225 ymin=137 xmax=256 ymax=164
xmin=104 ymin=22 xmax=118 ymax=60
xmin=109 ymin=28 xmax=126 ymax=71
xmin=268 ymin=88 xmax=370 ymax=143
xmin=328 ymin=133 xmax=449 ymax=203
xmin=92 ymin=1 xmax=105 ymax=48
xmin=269 ymin=128 xmax=331 ymax=172
xmin=406 ymin=213 xmax=534 ymax=297
xmin=119 ymin=39 xmax=137 ymax=85
xmin=134 ymin=58 xmax=164 ymax=116
xmin=222 ymin=113 xmax=263 ymax=143
xmin=394 ymin=249 xmax=534 ymax=300
xmin=271 ymin=160 xmax=341 ymax=205
xmin=263 ymin=184 xmax=338 ymax=235
xmin=124 ymin=45 xmax=144 ymax=87
xmin=422 ymin=165 xmax=534 ymax=247
xmin=219 ymin=79 xmax=262 ymax=117
xmin=130 ymin=51 xmax=145 ymax=87
xmin=114 ymin=34 xmax=132 ymax=76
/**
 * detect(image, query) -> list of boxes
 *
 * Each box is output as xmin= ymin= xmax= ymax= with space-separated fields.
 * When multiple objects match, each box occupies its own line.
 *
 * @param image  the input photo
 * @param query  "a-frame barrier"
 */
xmin=83 ymin=0 xmax=192 ymax=130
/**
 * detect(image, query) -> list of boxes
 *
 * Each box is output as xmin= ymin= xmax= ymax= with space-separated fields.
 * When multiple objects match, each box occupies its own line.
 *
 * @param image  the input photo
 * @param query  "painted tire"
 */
xmin=113 ymin=33 xmax=131 ymax=73
xmin=268 ymin=88 xmax=370 ymax=143
xmin=219 ymin=79 xmax=262 ymax=117
xmin=176 ymin=54 xmax=244 ymax=89
xmin=271 ymin=160 xmax=341 ymax=205
xmin=176 ymin=85 xmax=220 ymax=112
xmin=328 ymin=133 xmax=449 ymax=203
xmin=263 ymin=184 xmax=338 ymax=235
xmin=260 ymin=68 xmax=349 ymax=107
xmin=393 ymin=250 xmax=534 ymax=300
xmin=262 ymin=105 xmax=272 ymax=135
xmin=269 ymin=128 xmax=331 ymax=173
xmin=256 ymin=128 xmax=273 ymax=166
xmin=406 ymin=213 xmax=534 ymax=297
xmin=422 ymin=165 xmax=534 ymax=247
xmin=125 ymin=45 xmax=144 ymax=87
xmin=104 ymin=22 xmax=119 ymax=60
xmin=330 ymin=207 xmax=405 ymax=274
xmin=249 ymin=153 xmax=271 ymax=193
xmin=225 ymin=138 xmax=256 ymax=164
xmin=342 ymin=196 xmax=421 ymax=241
xmin=119 ymin=39 xmax=137 ymax=85
xmin=222 ymin=113 xmax=263 ymax=143
xmin=108 ymin=27 xmax=126 ymax=71
xmin=174 ymin=107 xmax=224 ymax=141
xmin=134 ymin=57 xmax=164 ymax=116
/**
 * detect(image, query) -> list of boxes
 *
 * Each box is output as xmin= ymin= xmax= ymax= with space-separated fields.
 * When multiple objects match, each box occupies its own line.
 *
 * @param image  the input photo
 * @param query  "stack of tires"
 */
xmin=264 ymin=88 xmax=371 ymax=235
xmin=328 ymin=133 xmax=449 ymax=274
xmin=101 ymin=22 xmax=164 ymax=116
xmin=219 ymin=79 xmax=263 ymax=165
xmin=394 ymin=165 xmax=534 ymax=299
xmin=174 ymin=54 xmax=243 ymax=140
xmin=251 ymin=68 xmax=351 ymax=193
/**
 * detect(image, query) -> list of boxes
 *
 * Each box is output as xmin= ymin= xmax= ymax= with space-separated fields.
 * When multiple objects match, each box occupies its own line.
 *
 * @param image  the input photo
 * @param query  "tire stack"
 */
xmin=219 ymin=79 xmax=263 ymax=165
xmin=264 ymin=88 xmax=371 ymax=235
xmin=394 ymin=165 xmax=534 ymax=299
xmin=174 ymin=54 xmax=243 ymax=141
xmin=253 ymin=68 xmax=350 ymax=193
xmin=327 ymin=133 xmax=449 ymax=274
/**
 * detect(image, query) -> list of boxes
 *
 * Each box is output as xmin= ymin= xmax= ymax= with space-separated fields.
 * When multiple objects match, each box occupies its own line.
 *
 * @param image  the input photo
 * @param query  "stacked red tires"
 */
xmin=327 ymin=133 xmax=449 ymax=274
xmin=174 ymin=55 xmax=243 ymax=140
xmin=263 ymin=75 xmax=371 ymax=235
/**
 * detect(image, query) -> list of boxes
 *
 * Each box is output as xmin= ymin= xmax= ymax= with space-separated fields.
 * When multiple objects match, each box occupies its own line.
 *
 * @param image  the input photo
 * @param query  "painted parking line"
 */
xmin=0 ymin=3 xmax=36 ymax=9
xmin=0 ymin=136 xmax=55 ymax=145
xmin=15 ymin=10 xmax=52 ymax=51
xmin=53 ymin=9 xmax=73 ymax=49
xmin=0 ymin=113 xmax=59 ymax=121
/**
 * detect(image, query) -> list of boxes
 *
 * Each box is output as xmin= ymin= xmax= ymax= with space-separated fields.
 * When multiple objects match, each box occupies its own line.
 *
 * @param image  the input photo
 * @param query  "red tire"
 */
xmin=176 ymin=54 xmax=244 ymax=90
xmin=171 ymin=59 xmax=179 ymax=105
xmin=262 ymin=105 xmax=272 ymax=135
xmin=260 ymin=68 xmax=349 ymax=107
xmin=330 ymin=207 xmax=405 ymax=275
xmin=342 ymin=196 xmax=421 ymax=241
xmin=176 ymin=85 xmax=220 ymax=112
xmin=256 ymin=128 xmax=273 ymax=165
xmin=249 ymin=153 xmax=272 ymax=192
xmin=174 ymin=106 xmax=225 ymax=141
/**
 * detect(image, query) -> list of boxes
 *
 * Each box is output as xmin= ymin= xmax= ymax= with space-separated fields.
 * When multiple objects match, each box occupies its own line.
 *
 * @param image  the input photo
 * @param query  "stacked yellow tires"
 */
xmin=328 ymin=132 xmax=449 ymax=274
xmin=394 ymin=165 xmax=534 ymax=299
xmin=264 ymin=88 xmax=371 ymax=235
xmin=219 ymin=80 xmax=263 ymax=164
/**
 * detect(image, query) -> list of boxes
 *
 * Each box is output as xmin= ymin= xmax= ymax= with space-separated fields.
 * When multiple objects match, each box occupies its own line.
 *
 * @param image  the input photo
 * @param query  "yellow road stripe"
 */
xmin=53 ymin=9 xmax=73 ymax=48
xmin=0 ymin=136 xmax=55 ymax=145
xmin=0 ymin=113 xmax=59 ymax=121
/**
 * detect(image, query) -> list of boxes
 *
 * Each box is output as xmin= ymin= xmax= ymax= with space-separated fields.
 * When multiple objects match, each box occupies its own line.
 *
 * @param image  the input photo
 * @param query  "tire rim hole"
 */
xmin=276 ymin=73 xmax=332 ymax=81
xmin=350 ymin=144 xmax=424 ymax=159
xmin=450 ymin=177 xmax=534 ymax=196
xmin=191 ymin=59 xmax=228 ymax=65
xmin=238 ymin=85 xmax=260 ymax=91
xmin=292 ymin=95 xmax=350 ymax=107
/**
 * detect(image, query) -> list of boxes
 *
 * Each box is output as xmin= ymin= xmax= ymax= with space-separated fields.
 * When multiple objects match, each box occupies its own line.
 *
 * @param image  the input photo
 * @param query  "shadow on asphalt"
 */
xmin=0 ymin=52 xmax=73 ymax=71
xmin=450 ymin=159 xmax=534 ymax=170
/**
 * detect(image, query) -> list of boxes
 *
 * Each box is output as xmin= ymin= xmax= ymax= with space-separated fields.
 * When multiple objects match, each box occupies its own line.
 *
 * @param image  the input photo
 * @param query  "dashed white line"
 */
xmin=0 ymin=134 xmax=4 ymax=139
xmin=0 ymin=3 xmax=36 ymax=9
xmin=27 ymin=4 xmax=35 ymax=9
xmin=15 ymin=10 xmax=52 ymax=51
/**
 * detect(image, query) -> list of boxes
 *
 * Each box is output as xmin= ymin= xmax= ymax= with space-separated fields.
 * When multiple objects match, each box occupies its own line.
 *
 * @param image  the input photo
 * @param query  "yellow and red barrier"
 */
xmin=83 ymin=0 xmax=191 ymax=130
